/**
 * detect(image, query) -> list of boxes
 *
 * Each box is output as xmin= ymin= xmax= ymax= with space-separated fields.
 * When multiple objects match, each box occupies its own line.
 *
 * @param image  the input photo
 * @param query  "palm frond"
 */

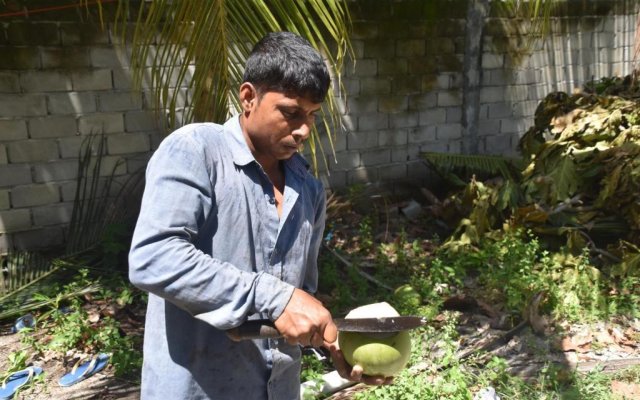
xmin=0 ymin=251 xmax=52 ymax=298
xmin=422 ymin=152 xmax=523 ymax=183
xmin=112 ymin=0 xmax=352 ymax=166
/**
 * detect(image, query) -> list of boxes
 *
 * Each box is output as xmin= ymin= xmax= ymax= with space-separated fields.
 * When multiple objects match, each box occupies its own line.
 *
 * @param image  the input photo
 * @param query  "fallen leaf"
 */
xmin=88 ymin=312 xmax=100 ymax=323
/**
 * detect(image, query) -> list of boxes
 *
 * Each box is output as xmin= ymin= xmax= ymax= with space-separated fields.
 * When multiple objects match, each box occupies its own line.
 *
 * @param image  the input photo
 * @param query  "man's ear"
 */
xmin=239 ymin=83 xmax=256 ymax=112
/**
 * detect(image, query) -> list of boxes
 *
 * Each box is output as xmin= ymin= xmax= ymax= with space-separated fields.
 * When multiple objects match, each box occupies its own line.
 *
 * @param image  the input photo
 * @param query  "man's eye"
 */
xmin=282 ymin=110 xmax=297 ymax=119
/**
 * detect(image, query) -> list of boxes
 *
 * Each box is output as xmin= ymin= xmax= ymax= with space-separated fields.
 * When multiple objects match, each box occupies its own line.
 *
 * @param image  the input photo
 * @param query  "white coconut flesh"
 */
xmin=338 ymin=302 xmax=412 ymax=377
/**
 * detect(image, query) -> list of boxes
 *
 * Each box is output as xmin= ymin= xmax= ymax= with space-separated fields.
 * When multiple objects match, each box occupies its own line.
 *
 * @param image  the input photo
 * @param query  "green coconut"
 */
xmin=393 ymin=284 xmax=422 ymax=308
xmin=338 ymin=302 xmax=412 ymax=377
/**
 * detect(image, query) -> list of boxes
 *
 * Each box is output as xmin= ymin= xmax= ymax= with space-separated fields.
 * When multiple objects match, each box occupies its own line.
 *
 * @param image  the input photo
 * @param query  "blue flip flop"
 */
xmin=58 ymin=353 xmax=110 ymax=387
xmin=0 ymin=366 xmax=43 ymax=400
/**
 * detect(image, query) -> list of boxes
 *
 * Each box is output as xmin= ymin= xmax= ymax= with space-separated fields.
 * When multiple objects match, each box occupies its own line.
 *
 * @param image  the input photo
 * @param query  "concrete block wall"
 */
xmin=0 ymin=4 xmax=179 ymax=251
xmin=319 ymin=0 xmax=468 ymax=190
xmin=317 ymin=0 xmax=638 ymax=191
xmin=478 ymin=0 xmax=639 ymax=155
xmin=1 ymin=0 xmax=638 ymax=252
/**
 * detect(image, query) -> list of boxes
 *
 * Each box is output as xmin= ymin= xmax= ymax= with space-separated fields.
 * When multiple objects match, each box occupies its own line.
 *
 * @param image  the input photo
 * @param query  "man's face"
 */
xmin=240 ymin=84 xmax=322 ymax=164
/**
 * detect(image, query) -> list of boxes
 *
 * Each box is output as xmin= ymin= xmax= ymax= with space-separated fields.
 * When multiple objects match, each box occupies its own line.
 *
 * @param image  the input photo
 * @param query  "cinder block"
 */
xmin=436 ymin=123 xmax=462 ymax=140
xmin=0 ymin=72 xmax=20 ymax=93
xmin=348 ymin=166 xmax=378 ymax=185
xmin=47 ymin=92 xmax=97 ymax=115
xmin=409 ymin=126 xmax=437 ymax=143
xmin=389 ymin=112 xmax=419 ymax=129
xmin=419 ymin=108 xmax=446 ymax=125
xmin=479 ymin=87 xmax=504 ymax=103
xmin=487 ymin=103 xmax=513 ymax=119
xmin=347 ymin=131 xmax=378 ymax=150
xmin=0 ymin=190 xmax=9 ymax=210
xmin=358 ymin=113 xmax=389 ymax=131
xmin=0 ymin=144 xmax=6 ymax=164
xmin=32 ymin=160 xmax=79 ymax=183
xmin=0 ymin=119 xmax=29 ymax=141
xmin=32 ymin=203 xmax=73 ymax=226
xmin=112 ymin=69 xmax=134 ymax=90
xmin=0 ymin=47 xmax=40 ymax=69
xmin=350 ymin=22 xmax=379 ymax=40
xmin=41 ymin=47 xmax=92 ymax=68
xmin=57 ymin=136 xmax=85 ymax=159
xmin=60 ymin=23 xmax=110 ymax=45
xmin=98 ymin=155 xmax=128 ymax=176
xmin=0 ymin=209 xmax=32 ymax=233
xmin=339 ymin=76 xmax=360 ymax=97
xmin=332 ymin=151 xmax=361 ymax=170
xmin=378 ymin=59 xmax=408 ymax=75
xmin=10 ymin=226 xmax=65 ymax=249
xmin=484 ymin=135 xmax=513 ymax=155
xmin=71 ymin=69 xmax=113 ymax=91
xmin=107 ymin=133 xmax=150 ymax=155
xmin=59 ymin=181 xmax=77 ymax=202
xmin=482 ymin=54 xmax=505 ymax=69
xmin=396 ymin=39 xmax=425 ymax=58
xmin=363 ymin=40 xmax=395 ymax=59
xmin=408 ymin=92 xmax=437 ymax=110
xmin=29 ymin=116 xmax=78 ymax=138
xmin=124 ymin=110 xmax=159 ymax=132
xmin=478 ymin=119 xmax=501 ymax=135
xmin=0 ymin=164 xmax=32 ymax=187
xmin=90 ymin=47 xmax=131 ymax=68
xmin=11 ymin=183 xmax=59 ymax=208
xmin=346 ymin=97 xmax=377 ymax=114
xmin=99 ymin=92 xmax=142 ymax=112
xmin=378 ymin=163 xmax=407 ymax=181
xmin=0 ymin=94 xmax=47 ymax=117
xmin=78 ymin=113 xmax=124 ymax=134
xmin=500 ymin=118 xmax=524 ymax=134
xmin=445 ymin=107 xmax=462 ymax=123
xmin=392 ymin=146 xmax=420 ymax=163
xmin=360 ymin=78 xmax=391 ymax=95
xmin=361 ymin=149 xmax=390 ymax=166
xmin=392 ymin=75 xmax=421 ymax=95
xmin=378 ymin=96 xmax=408 ymax=113
xmin=321 ymin=170 xmax=347 ymax=190
xmin=437 ymin=91 xmax=462 ymax=107
xmin=7 ymin=22 xmax=59 ymax=45
xmin=349 ymin=59 xmax=377 ymax=78
xmin=7 ymin=139 xmax=59 ymax=163
xmin=379 ymin=129 xmax=408 ymax=146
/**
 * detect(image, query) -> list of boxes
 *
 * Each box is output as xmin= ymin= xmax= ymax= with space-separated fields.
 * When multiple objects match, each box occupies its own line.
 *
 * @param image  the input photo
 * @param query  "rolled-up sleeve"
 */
xmin=129 ymin=130 xmax=294 ymax=329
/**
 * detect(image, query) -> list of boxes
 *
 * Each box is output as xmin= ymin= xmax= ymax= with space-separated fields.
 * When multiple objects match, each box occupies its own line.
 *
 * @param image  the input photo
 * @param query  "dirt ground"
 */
xmin=0 ymin=327 xmax=140 ymax=400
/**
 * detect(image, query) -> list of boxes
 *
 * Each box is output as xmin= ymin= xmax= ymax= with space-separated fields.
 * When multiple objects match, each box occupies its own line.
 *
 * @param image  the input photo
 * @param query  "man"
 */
xmin=129 ymin=31 xmax=385 ymax=399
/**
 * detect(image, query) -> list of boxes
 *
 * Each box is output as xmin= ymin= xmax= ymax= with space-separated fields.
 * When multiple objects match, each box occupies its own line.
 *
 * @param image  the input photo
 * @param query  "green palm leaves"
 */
xmin=112 ymin=0 xmax=352 ymax=140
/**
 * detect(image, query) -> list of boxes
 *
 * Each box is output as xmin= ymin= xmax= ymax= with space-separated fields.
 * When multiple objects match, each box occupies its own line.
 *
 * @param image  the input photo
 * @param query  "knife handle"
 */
xmin=226 ymin=319 xmax=282 ymax=341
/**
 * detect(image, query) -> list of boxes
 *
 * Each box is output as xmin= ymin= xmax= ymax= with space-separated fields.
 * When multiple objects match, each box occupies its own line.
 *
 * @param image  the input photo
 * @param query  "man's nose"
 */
xmin=292 ymin=122 xmax=311 ymax=142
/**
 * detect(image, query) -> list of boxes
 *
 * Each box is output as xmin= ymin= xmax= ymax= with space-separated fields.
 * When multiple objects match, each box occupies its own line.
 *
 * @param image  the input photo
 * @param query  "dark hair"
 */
xmin=243 ymin=31 xmax=330 ymax=103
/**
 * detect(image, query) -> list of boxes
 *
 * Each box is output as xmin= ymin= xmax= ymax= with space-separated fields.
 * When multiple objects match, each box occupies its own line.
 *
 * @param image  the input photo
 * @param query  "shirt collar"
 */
xmin=223 ymin=115 xmax=311 ymax=179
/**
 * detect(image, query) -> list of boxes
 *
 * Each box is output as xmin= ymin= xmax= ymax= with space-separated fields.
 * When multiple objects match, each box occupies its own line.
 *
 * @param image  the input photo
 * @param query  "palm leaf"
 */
xmin=0 ymin=251 xmax=51 ymax=298
xmin=422 ymin=152 xmax=523 ymax=183
xmin=111 ymin=0 xmax=353 ymax=167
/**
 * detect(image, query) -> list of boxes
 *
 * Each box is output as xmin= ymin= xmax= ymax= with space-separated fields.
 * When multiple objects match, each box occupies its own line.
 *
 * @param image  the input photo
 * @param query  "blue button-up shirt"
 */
xmin=129 ymin=116 xmax=326 ymax=400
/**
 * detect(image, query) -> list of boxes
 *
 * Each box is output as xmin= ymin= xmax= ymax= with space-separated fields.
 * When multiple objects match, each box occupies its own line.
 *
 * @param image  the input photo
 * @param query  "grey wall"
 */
xmin=0 ymin=0 xmax=638 ymax=251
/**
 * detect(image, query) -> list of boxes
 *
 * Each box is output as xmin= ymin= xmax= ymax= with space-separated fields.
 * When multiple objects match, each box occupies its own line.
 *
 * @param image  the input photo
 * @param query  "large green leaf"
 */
xmin=548 ymin=154 xmax=579 ymax=203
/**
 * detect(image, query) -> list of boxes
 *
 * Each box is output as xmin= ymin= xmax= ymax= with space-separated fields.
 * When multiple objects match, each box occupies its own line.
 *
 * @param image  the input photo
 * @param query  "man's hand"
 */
xmin=274 ymin=288 xmax=337 ymax=347
xmin=323 ymin=340 xmax=393 ymax=386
